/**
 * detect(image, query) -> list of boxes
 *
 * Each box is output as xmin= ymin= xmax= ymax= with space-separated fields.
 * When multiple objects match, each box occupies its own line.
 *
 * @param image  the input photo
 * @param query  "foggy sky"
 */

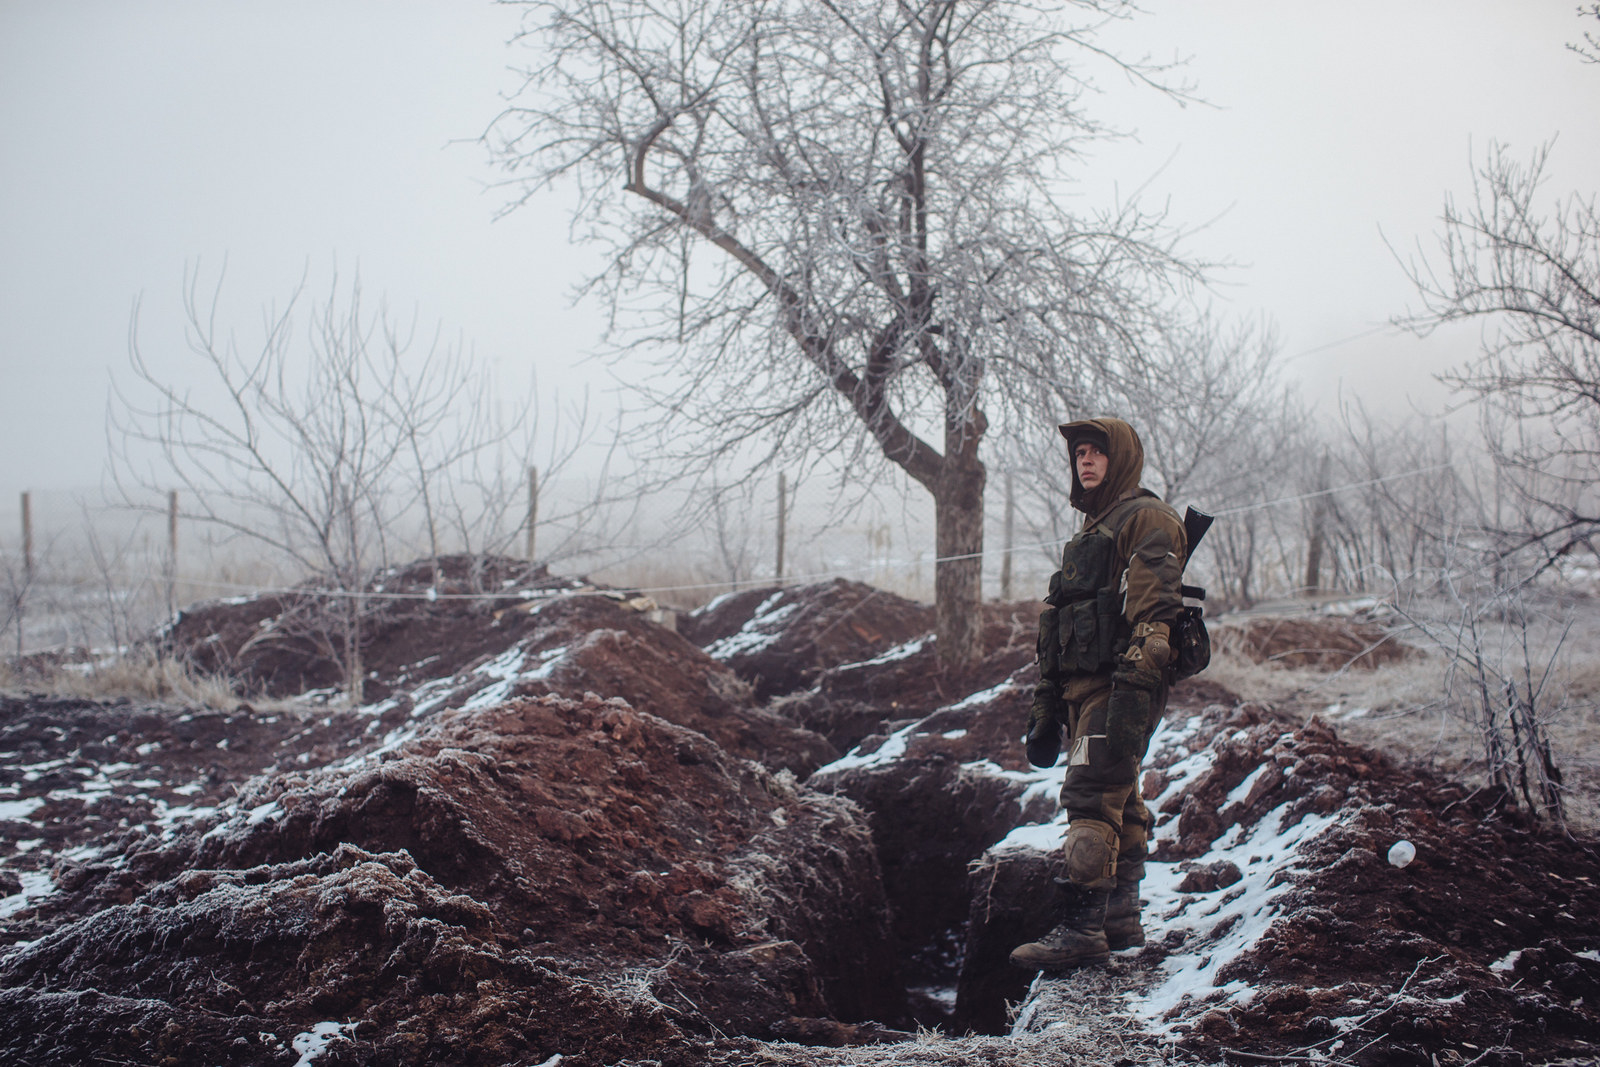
xmin=3 ymin=0 xmax=1598 ymax=507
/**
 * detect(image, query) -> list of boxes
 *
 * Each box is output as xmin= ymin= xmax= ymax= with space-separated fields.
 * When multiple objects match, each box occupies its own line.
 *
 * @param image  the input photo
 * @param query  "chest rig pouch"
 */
xmin=1036 ymin=525 xmax=1122 ymax=680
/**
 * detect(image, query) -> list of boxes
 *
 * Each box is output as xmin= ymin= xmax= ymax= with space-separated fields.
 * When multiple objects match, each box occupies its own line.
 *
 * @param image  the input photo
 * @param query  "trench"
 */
xmin=806 ymin=755 xmax=1047 ymax=1035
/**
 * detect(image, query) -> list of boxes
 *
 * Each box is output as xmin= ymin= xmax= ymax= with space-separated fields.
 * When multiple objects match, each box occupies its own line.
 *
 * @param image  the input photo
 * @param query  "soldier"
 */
xmin=1010 ymin=416 xmax=1187 ymax=970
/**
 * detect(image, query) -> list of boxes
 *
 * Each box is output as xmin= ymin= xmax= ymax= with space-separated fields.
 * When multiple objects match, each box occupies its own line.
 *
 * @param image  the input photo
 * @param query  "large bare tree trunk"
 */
xmin=933 ymin=451 xmax=986 ymax=673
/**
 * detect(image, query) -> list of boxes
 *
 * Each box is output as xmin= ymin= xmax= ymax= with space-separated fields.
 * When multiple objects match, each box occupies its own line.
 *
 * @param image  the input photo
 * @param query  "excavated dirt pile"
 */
xmin=0 ymin=694 xmax=901 ymax=1066
xmin=1213 ymin=612 xmax=1417 ymax=669
xmin=3 ymin=573 xmax=1597 ymax=1067
xmin=164 ymin=557 xmax=834 ymax=775
xmin=972 ymin=700 xmax=1600 ymax=1065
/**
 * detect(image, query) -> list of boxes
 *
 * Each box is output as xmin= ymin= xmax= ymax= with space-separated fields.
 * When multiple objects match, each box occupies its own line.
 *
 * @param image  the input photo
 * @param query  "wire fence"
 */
xmin=0 ymin=460 xmax=1463 ymax=657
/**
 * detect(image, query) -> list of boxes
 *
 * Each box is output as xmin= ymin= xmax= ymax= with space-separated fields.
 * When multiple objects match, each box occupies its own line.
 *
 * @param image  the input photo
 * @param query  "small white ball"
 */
xmin=1387 ymin=840 xmax=1416 ymax=868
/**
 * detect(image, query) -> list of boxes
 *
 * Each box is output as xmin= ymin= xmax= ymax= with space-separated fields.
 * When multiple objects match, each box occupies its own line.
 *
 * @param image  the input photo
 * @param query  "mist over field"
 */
xmin=3 ymin=4 xmax=1600 ymax=1065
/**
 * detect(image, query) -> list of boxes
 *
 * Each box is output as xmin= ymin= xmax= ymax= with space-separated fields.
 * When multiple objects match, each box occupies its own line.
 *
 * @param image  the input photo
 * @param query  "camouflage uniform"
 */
xmin=1011 ymin=417 xmax=1187 ymax=971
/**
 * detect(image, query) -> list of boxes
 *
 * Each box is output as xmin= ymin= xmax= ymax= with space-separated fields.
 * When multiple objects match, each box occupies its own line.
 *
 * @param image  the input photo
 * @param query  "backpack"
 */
xmin=1172 ymin=586 xmax=1211 ymax=681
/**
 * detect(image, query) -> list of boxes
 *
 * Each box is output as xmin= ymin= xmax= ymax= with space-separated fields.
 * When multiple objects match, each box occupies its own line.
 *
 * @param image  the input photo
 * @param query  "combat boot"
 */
xmin=1008 ymin=882 xmax=1112 ymax=971
xmin=1104 ymin=858 xmax=1145 ymax=950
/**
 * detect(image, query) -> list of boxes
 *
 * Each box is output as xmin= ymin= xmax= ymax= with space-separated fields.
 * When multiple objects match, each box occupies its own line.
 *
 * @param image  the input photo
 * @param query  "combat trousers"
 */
xmin=1057 ymin=676 xmax=1165 ymax=880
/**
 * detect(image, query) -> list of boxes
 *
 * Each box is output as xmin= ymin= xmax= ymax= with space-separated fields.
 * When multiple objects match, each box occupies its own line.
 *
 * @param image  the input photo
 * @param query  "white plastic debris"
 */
xmin=1387 ymin=839 xmax=1416 ymax=868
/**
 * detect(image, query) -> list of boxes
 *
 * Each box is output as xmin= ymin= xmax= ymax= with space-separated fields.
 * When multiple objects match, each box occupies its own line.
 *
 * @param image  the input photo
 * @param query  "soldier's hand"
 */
xmin=1025 ymin=685 xmax=1064 ymax=768
xmin=1125 ymin=621 xmax=1172 ymax=672
xmin=1106 ymin=685 xmax=1151 ymax=761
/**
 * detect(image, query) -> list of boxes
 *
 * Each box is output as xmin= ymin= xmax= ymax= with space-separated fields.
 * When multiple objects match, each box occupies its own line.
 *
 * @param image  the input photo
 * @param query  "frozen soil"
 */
xmin=1 ymin=560 xmax=1597 ymax=1066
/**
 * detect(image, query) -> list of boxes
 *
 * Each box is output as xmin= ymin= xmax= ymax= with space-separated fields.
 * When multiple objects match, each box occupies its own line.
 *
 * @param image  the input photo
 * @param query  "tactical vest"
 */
xmin=1036 ymin=494 xmax=1162 ymax=681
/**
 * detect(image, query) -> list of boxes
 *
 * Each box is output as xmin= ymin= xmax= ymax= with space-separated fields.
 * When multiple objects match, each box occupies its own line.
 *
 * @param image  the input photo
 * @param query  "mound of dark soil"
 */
xmin=7 ymin=564 xmax=1597 ymax=1067
xmin=161 ymin=555 xmax=575 ymax=699
xmin=0 ymin=694 xmax=385 ymax=882
xmin=680 ymin=579 xmax=936 ymax=701
xmin=772 ymin=601 xmax=1038 ymax=753
xmin=161 ymin=559 xmax=833 ymax=774
xmin=1 ymin=694 xmax=902 ymax=1066
xmin=970 ymin=700 xmax=1600 ymax=1065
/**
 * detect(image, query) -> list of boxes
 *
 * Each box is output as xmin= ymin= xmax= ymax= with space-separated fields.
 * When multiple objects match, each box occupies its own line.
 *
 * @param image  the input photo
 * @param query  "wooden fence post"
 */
xmin=1304 ymin=452 xmax=1330 ymax=595
xmin=167 ymin=490 xmax=178 ymax=616
xmin=775 ymin=473 xmax=787 ymax=582
xmin=1000 ymin=472 xmax=1015 ymax=601
xmin=21 ymin=491 xmax=32 ymax=580
xmin=525 ymin=467 xmax=539 ymax=563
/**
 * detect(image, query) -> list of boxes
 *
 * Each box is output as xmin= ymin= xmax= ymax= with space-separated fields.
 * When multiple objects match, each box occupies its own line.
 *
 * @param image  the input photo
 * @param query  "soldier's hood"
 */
xmin=1058 ymin=416 xmax=1145 ymax=520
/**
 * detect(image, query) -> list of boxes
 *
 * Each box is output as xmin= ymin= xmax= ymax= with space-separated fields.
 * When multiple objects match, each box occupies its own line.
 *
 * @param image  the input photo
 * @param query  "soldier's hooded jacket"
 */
xmin=1041 ymin=417 xmax=1187 ymax=689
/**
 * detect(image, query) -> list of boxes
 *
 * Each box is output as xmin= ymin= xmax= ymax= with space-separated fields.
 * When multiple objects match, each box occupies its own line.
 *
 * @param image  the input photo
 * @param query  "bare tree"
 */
xmin=1571 ymin=3 xmax=1600 ymax=64
xmin=111 ymin=268 xmax=541 ymax=705
xmin=484 ymin=0 xmax=1199 ymax=669
xmin=1397 ymin=140 xmax=1600 ymax=567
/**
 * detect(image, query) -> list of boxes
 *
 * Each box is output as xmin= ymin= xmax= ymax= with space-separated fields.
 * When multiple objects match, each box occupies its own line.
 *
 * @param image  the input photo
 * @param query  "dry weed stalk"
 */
xmin=1395 ymin=560 xmax=1571 ymax=831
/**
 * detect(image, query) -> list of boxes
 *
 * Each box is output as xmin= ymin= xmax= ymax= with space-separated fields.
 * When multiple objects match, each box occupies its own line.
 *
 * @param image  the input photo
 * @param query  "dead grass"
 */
xmin=1204 ymin=610 xmax=1600 ymax=832
xmin=0 ymin=647 xmax=240 ymax=709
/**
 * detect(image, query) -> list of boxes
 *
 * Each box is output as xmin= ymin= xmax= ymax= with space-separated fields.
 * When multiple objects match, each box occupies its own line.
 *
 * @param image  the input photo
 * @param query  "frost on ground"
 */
xmin=983 ymin=698 xmax=1600 ymax=1066
xmin=2 ymin=570 xmax=1598 ymax=1067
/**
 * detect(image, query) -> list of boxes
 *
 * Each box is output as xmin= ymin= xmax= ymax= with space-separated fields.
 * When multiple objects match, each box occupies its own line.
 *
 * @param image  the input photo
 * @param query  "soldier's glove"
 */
xmin=1107 ymin=659 xmax=1163 ymax=762
xmin=1025 ymin=682 xmax=1065 ymax=768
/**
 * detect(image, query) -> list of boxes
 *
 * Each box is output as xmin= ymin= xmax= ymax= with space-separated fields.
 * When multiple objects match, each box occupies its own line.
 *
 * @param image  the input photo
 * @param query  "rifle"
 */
xmin=1172 ymin=507 xmax=1214 ymax=681
xmin=1180 ymin=506 xmax=1213 ymax=602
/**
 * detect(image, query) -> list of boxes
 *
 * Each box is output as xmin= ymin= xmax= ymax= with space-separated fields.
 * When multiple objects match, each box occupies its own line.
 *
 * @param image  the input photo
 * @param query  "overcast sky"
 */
xmin=3 ymin=0 xmax=1598 ymax=506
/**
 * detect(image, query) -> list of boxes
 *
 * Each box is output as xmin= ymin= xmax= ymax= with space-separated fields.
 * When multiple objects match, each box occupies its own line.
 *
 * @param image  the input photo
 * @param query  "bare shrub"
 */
xmin=1395 ymin=558 xmax=1575 ymax=830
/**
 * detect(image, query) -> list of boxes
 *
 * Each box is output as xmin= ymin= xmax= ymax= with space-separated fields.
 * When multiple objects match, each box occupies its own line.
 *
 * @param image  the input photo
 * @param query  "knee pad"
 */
xmin=1062 ymin=820 xmax=1118 ymax=887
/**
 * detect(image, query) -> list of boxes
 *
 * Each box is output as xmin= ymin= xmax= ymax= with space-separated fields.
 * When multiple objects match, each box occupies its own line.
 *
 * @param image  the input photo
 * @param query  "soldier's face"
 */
xmin=1074 ymin=442 xmax=1108 ymax=489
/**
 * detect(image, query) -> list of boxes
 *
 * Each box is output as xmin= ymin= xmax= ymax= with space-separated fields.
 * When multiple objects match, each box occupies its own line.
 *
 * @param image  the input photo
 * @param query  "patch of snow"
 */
xmin=135 ymin=741 xmax=160 ymax=756
xmin=701 ymin=592 xmax=797 ymax=660
xmin=459 ymin=643 xmax=566 ymax=712
xmin=290 ymin=1021 xmax=356 ymax=1066
xmin=246 ymin=800 xmax=282 ymax=826
xmin=910 ymin=984 xmax=958 ymax=1010
xmin=992 ymin=819 xmax=1068 ymax=854
xmin=1490 ymin=949 xmax=1523 ymax=972
xmin=814 ymin=721 xmax=920 ymax=775
xmin=1148 ymin=748 xmax=1217 ymax=834
xmin=1325 ymin=702 xmax=1371 ymax=721
xmin=943 ymin=680 xmax=1020 ymax=712
xmin=694 ymin=589 xmax=742 ymax=616
xmin=1127 ymin=801 xmax=1339 ymax=1027
xmin=1225 ymin=764 xmax=1269 ymax=808
xmin=1318 ymin=596 xmax=1383 ymax=617
xmin=149 ymin=798 xmax=219 ymax=836
xmin=1578 ymin=949 xmax=1600 ymax=964
xmin=0 ymin=869 xmax=57 ymax=919
xmin=0 ymin=797 xmax=45 ymax=821
xmin=834 ymin=637 xmax=929 ymax=671
xmin=59 ymin=843 xmax=105 ymax=864
xmin=941 ymin=729 xmax=968 ymax=740
xmin=959 ymin=759 xmax=1064 ymax=810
